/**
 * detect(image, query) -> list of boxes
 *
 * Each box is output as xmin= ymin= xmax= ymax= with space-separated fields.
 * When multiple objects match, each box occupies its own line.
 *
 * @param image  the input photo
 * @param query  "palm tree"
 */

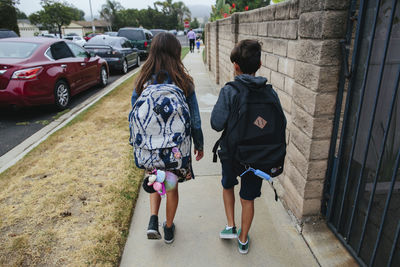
xmin=154 ymin=0 xmax=173 ymax=14
xmin=172 ymin=1 xmax=191 ymax=26
xmin=100 ymin=0 xmax=123 ymax=30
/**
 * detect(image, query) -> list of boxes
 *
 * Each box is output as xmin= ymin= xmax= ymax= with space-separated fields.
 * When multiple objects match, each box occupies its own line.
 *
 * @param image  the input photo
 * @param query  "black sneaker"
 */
xmin=147 ymin=215 xmax=161 ymax=240
xmin=163 ymin=221 xmax=175 ymax=244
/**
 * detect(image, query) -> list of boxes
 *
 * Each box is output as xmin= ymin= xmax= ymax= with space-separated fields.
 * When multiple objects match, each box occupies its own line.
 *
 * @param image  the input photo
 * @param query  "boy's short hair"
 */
xmin=230 ymin=40 xmax=261 ymax=74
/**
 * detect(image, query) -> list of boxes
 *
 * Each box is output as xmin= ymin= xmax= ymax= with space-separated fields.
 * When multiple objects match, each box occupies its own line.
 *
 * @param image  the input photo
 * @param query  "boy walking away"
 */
xmin=196 ymin=39 xmax=201 ymax=53
xmin=211 ymin=40 xmax=286 ymax=254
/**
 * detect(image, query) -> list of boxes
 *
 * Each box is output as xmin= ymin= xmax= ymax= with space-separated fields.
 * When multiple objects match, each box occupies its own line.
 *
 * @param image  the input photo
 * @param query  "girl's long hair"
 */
xmin=135 ymin=32 xmax=194 ymax=96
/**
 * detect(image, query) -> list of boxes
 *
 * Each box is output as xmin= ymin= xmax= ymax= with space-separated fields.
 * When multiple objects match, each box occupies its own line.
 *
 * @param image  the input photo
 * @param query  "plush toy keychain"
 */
xmin=145 ymin=169 xmax=178 ymax=196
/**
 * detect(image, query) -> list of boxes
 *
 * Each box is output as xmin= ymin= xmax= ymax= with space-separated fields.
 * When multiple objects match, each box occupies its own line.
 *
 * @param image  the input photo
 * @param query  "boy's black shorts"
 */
xmin=221 ymin=159 xmax=262 ymax=200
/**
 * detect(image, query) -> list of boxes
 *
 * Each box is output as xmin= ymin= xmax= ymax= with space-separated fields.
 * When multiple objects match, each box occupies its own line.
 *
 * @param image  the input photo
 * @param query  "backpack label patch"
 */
xmin=254 ymin=116 xmax=267 ymax=129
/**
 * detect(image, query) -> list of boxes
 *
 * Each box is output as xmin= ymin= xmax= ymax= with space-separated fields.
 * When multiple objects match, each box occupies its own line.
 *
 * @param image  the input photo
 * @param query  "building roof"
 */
xmin=73 ymin=20 xmax=110 ymax=28
xmin=17 ymin=19 xmax=31 ymax=24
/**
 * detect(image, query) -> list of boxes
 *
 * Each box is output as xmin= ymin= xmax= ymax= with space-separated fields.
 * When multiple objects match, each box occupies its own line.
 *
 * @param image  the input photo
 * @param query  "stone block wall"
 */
xmin=205 ymin=0 xmax=350 ymax=220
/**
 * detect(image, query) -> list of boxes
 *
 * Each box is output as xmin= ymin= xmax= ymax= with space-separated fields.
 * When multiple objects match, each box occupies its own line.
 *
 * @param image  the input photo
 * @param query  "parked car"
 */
xmin=0 ymin=37 xmax=109 ymax=109
xmin=39 ymin=33 xmax=59 ymax=38
xmin=84 ymin=35 xmax=139 ymax=74
xmin=84 ymin=33 xmax=101 ymax=41
xmin=168 ymin=29 xmax=177 ymax=35
xmin=0 ymin=29 xmax=18 ymax=39
xmin=177 ymin=30 xmax=184 ymax=36
xmin=63 ymin=35 xmax=86 ymax=46
xmin=117 ymin=28 xmax=152 ymax=59
xmin=150 ymin=29 xmax=167 ymax=37
xmin=104 ymin=31 xmax=118 ymax=36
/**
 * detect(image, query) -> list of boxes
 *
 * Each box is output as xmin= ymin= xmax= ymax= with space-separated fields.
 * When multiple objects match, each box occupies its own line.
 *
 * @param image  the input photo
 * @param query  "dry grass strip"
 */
xmin=0 ymin=74 xmax=143 ymax=266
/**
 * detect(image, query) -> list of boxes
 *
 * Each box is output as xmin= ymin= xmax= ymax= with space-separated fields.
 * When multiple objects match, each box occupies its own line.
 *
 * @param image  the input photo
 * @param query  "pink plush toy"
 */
xmin=147 ymin=170 xmax=178 ymax=196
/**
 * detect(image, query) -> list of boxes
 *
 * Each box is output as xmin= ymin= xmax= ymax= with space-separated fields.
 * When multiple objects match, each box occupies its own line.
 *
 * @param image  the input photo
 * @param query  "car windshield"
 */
xmin=118 ymin=30 xmax=143 ymax=40
xmin=87 ymin=37 xmax=120 ymax=47
xmin=0 ymin=31 xmax=18 ymax=38
xmin=0 ymin=42 xmax=39 ymax=58
xmin=150 ymin=30 xmax=164 ymax=36
xmin=64 ymin=37 xmax=73 ymax=40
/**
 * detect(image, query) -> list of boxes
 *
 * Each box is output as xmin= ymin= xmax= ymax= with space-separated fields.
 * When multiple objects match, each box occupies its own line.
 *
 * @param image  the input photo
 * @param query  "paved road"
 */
xmin=0 ymin=67 xmax=137 ymax=157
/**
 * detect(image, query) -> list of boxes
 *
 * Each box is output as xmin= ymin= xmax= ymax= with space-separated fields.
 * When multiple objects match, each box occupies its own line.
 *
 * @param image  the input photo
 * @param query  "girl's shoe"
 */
xmin=219 ymin=225 xmax=238 ymax=239
xmin=147 ymin=215 xmax=161 ymax=240
xmin=163 ymin=221 xmax=175 ymax=244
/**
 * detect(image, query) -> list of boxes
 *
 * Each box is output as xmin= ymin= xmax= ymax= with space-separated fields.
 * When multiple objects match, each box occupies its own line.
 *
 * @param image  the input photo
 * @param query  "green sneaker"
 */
xmin=219 ymin=225 xmax=237 ymax=239
xmin=237 ymin=229 xmax=250 ymax=254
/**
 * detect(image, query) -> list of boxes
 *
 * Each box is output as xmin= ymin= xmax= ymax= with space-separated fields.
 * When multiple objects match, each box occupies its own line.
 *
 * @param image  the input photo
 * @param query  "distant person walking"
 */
xmin=187 ymin=28 xmax=196 ymax=53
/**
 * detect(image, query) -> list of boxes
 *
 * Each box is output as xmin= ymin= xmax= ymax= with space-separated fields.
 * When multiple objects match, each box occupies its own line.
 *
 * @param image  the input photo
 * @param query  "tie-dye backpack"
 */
xmin=129 ymin=82 xmax=191 ymax=170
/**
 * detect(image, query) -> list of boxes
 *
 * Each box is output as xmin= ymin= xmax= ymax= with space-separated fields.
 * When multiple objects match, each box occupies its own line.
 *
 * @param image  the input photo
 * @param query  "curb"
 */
xmin=0 ymin=68 xmax=140 ymax=175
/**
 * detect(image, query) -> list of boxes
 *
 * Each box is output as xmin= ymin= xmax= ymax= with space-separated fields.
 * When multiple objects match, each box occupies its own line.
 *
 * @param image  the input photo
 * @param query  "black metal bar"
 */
xmin=326 ymin=157 xmax=338 ymax=217
xmin=370 ymin=145 xmax=400 ymax=266
xmin=324 ymin=0 xmax=367 ymax=220
xmin=336 ymin=0 xmax=383 ymax=229
xmin=348 ymin=64 xmax=400 ymax=242
xmin=356 ymin=0 xmax=398 ymax=254
xmin=327 ymin=222 xmax=367 ymax=267
xmin=388 ymin=220 xmax=400 ymax=267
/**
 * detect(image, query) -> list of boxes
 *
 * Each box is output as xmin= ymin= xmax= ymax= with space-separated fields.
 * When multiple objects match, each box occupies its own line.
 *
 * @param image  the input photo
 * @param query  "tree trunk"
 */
xmin=58 ymin=24 xmax=62 ymax=38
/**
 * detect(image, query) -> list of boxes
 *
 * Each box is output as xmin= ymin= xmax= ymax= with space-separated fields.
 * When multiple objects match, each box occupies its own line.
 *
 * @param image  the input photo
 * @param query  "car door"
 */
xmin=121 ymin=39 xmax=135 ymax=66
xmin=67 ymin=42 xmax=98 ymax=90
xmin=49 ymin=41 xmax=82 ymax=93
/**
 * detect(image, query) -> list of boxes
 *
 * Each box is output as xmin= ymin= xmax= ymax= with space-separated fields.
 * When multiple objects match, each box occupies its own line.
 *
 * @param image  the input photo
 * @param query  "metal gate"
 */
xmin=323 ymin=0 xmax=400 ymax=266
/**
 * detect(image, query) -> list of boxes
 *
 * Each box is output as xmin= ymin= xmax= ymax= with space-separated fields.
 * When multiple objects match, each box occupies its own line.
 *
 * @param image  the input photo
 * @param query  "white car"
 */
xmin=177 ymin=31 xmax=184 ymax=36
xmin=63 ymin=36 xmax=86 ymax=46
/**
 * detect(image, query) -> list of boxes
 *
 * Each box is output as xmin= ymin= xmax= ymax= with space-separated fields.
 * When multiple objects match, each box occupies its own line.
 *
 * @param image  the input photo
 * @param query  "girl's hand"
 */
xmin=194 ymin=149 xmax=204 ymax=161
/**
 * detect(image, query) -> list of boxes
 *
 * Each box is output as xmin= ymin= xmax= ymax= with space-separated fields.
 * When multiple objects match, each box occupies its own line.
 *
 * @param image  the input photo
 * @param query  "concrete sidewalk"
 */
xmin=119 ymin=48 xmax=319 ymax=267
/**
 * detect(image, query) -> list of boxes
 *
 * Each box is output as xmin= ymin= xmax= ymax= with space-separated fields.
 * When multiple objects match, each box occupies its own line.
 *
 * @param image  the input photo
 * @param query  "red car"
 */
xmin=84 ymin=33 xmax=101 ymax=42
xmin=0 ymin=37 xmax=109 ymax=109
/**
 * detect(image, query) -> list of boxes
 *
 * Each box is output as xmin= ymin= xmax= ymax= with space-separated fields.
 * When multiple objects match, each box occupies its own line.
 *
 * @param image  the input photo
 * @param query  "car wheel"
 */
xmin=100 ymin=66 xmax=108 ymax=87
xmin=54 ymin=80 xmax=70 ymax=110
xmin=121 ymin=59 xmax=128 ymax=74
xmin=136 ymin=55 xmax=140 ymax=67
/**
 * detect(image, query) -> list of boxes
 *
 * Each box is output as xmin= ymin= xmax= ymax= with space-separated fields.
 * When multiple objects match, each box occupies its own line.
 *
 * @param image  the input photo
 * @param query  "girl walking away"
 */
xmin=129 ymin=32 xmax=204 ymax=244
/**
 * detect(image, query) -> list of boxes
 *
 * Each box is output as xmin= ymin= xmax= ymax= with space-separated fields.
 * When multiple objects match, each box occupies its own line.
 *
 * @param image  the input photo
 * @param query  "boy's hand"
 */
xmin=194 ymin=149 xmax=204 ymax=161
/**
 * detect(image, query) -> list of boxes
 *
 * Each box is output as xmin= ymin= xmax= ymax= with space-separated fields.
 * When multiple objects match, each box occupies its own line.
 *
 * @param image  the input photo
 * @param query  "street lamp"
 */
xmin=89 ymin=0 xmax=95 ymax=33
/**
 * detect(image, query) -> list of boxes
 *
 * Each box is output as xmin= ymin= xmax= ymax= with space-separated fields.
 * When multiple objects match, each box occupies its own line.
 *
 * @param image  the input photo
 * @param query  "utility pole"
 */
xmin=89 ymin=0 xmax=95 ymax=33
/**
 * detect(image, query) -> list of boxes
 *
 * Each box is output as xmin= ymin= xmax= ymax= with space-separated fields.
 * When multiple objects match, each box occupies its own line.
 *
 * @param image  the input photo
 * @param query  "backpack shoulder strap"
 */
xmin=212 ymin=81 xmax=245 ymax=163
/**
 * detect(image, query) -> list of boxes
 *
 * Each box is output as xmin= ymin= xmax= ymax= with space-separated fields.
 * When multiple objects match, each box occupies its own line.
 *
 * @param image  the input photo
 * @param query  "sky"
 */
xmin=17 ymin=0 xmax=215 ymax=18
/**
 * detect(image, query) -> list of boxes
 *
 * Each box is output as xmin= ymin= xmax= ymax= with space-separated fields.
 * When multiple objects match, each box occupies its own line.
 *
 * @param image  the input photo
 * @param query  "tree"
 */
xmin=100 ymin=0 xmax=123 ymax=31
xmin=154 ymin=0 xmax=173 ymax=15
xmin=0 ymin=0 xmax=20 ymax=35
xmin=70 ymin=7 xmax=85 ymax=21
xmin=172 ymin=1 xmax=191 ymax=26
xmin=16 ymin=8 xmax=28 ymax=19
xmin=190 ymin=18 xmax=199 ymax=29
xmin=109 ymin=0 xmax=191 ymax=31
xmin=29 ymin=0 xmax=77 ymax=37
